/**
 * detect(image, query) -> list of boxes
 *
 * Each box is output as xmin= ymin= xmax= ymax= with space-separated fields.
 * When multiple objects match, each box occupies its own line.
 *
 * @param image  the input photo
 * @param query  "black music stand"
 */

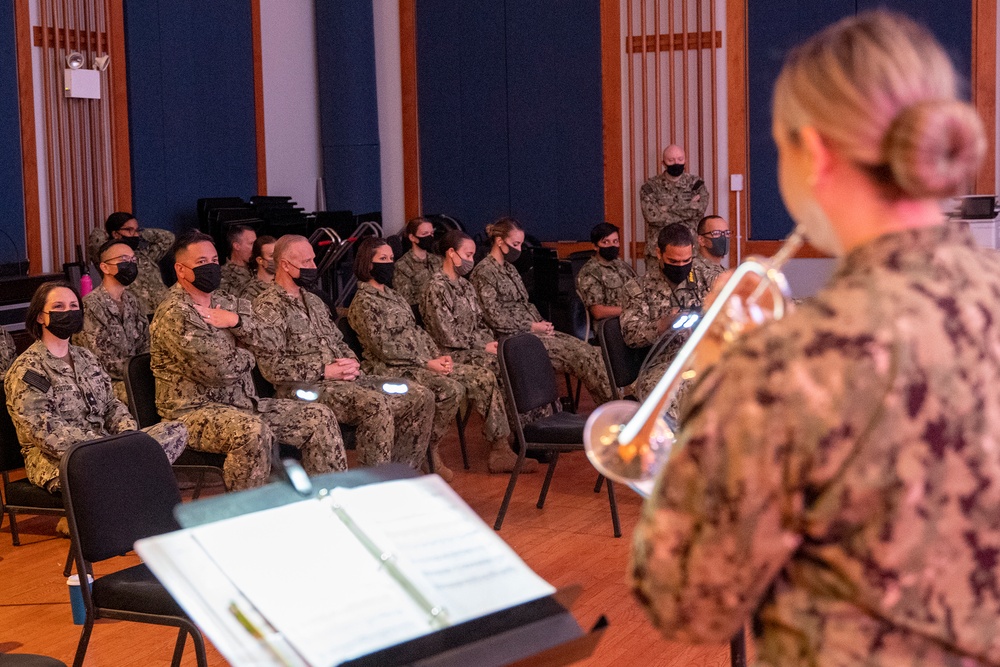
xmin=172 ymin=464 xmax=606 ymax=667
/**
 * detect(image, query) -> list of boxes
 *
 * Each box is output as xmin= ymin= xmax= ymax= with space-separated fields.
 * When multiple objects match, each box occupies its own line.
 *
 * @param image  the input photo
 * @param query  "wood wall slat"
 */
xmin=600 ymin=0 xmax=624 ymax=230
xmin=15 ymin=0 xmax=42 ymax=274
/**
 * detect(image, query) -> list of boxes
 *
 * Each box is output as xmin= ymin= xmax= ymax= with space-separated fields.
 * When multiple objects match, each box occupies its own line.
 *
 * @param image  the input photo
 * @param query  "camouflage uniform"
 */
xmin=632 ymin=225 xmax=1000 ymax=666
xmin=694 ymin=254 xmax=724 ymax=279
xmin=239 ymin=276 xmax=271 ymax=302
xmin=471 ymin=255 xmax=612 ymax=405
xmin=252 ymin=282 xmax=435 ymax=469
xmin=151 ymin=284 xmax=346 ymax=490
xmin=220 ymin=262 xmax=254 ymax=298
xmin=395 ymin=250 xmax=443 ymax=306
xmin=4 ymin=341 xmax=186 ymax=492
xmin=639 ymin=171 xmax=709 ymax=270
xmin=88 ymin=227 xmax=174 ymax=316
xmin=0 ymin=327 xmax=15 ymax=378
xmin=575 ymin=256 xmax=636 ymax=313
xmin=621 ymin=261 xmax=717 ymax=401
xmin=73 ymin=284 xmax=149 ymax=404
xmin=348 ymin=282 xmax=510 ymax=446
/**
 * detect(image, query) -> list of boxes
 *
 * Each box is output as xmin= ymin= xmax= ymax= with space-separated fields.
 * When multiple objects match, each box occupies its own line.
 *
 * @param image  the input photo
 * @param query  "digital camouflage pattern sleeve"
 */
xmin=632 ymin=224 xmax=1000 ymax=666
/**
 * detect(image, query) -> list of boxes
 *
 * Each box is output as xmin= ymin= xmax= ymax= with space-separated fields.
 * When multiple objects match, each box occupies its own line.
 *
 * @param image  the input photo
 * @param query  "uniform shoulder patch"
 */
xmin=22 ymin=369 xmax=51 ymax=393
xmin=256 ymin=302 xmax=282 ymax=327
xmin=625 ymin=279 xmax=642 ymax=299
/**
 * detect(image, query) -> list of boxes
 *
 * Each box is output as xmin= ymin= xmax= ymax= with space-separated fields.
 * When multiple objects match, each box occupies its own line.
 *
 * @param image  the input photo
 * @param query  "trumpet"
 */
xmin=584 ymin=229 xmax=806 ymax=496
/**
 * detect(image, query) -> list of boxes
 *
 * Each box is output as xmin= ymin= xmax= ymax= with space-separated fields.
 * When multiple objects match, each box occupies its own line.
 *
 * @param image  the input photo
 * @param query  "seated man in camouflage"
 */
xmin=73 ymin=239 xmax=149 ymax=403
xmin=621 ymin=223 xmax=719 ymax=401
xmin=87 ymin=211 xmax=174 ymax=317
xmin=151 ymin=230 xmax=346 ymax=490
xmin=252 ymin=235 xmax=435 ymax=470
xmin=1 ymin=326 xmax=15 ymax=377
xmin=6 ymin=281 xmax=186 ymax=497
xmin=220 ymin=224 xmax=257 ymax=296
xmin=576 ymin=222 xmax=636 ymax=321
xmin=695 ymin=214 xmax=730 ymax=271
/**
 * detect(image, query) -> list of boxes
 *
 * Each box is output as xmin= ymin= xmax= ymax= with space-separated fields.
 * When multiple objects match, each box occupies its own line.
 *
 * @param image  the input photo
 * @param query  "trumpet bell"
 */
xmin=584 ymin=400 xmax=675 ymax=487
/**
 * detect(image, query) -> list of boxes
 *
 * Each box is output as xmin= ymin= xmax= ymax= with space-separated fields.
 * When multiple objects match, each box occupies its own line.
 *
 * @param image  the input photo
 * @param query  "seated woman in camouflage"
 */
xmin=420 ymin=231 xmax=537 ymax=474
xmin=470 ymin=217 xmax=612 ymax=405
xmin=0 ymin=327 xmax=15 ymax=378
xmin=238 ymin=234 xmax=276 ymax=301
xmin=4 ymin=282 xmax=187 ymax=498
xmin=394 ymin=217 xmax=442 ymax=306
xmin=348 ymin=237 xmax=511 ymax=478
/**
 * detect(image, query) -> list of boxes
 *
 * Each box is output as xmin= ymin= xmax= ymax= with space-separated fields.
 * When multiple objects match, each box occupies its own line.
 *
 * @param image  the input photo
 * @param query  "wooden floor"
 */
xmin=0 ymin=397 xmax=747 ymax=666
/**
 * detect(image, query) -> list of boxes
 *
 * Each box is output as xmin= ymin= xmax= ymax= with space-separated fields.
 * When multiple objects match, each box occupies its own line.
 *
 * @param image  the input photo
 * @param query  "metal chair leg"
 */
xmin=189 ymin=620 xmax=209 ymax=667
xmin=729 ymin=627 xmax=747 ymax=667
xmin=63 ymin=543 xmax=74 ymax=577
xmin=9 ymin=509 xmax=20 ymax=546
xmin=494 ymin=454 xmax=525 ymax=531
xmin=536 ymin=452 xmax=560 ymax=509
xmin=72 ymin=617 xmax=95 ymax=667
xmin=594 ymin=474 xmax=604 ymax=493
xmin=455 ymin=411 xmax=470 ymax=470
xmin=563 ymin=374 xmax=577 ymax=413
xmin=170 ymin=628 xmax=188 ymax=667
xmin=606 ymin=479 xmax=622 ymax=538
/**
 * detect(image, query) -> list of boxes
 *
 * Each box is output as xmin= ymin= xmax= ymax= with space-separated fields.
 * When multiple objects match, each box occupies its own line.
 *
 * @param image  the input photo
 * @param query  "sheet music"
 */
xmin=139 ymin=476 xmax=556 ymax=666
xmin=188 ymin=499 xmax=434 ymax=667
xmin=329 ymin=475 xmax=555 ymax=623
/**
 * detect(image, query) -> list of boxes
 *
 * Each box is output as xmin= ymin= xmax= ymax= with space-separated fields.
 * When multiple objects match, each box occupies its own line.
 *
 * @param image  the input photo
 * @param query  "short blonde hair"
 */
xmin=773 ymin=10 xmax=985 ymax=199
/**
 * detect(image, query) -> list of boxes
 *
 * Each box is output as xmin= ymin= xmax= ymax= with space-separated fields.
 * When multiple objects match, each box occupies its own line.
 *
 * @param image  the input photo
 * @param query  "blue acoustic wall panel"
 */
xmin=0 ymin=0 xmax=26 ymax=266
xmin=417 ymin=0 xmax=510 ymax=234
xmin=417 ymin=0 xmax=604 ymax=240
xmin=124 ymin=0 xmax=257 ymax=232
xmin=315 ymin=0 xmax=381 ymax=216
xmin=747 ymin=0 xmax=972 ymax=241
xmin=505 ymin=0 xmax=604 ymax=241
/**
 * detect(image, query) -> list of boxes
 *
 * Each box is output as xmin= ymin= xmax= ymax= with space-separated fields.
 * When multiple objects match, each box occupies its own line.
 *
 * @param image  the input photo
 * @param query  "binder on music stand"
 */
xmin=136 ymin=464 xmax=606 ymax=667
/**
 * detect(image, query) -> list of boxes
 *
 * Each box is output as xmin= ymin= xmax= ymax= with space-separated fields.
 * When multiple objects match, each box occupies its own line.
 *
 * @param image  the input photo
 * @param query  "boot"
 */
xmin=488 ymin=441 xmax=538 ymax=474
xmin=430 ymin=445 xmax=454 ymax=483
xmin=56 ymin=516 xmax=70 ymax=538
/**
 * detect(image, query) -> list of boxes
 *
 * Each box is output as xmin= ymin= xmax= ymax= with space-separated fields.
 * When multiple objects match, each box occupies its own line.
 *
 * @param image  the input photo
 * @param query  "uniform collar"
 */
xmin=836 ymin=223 xmax=974 ymax=278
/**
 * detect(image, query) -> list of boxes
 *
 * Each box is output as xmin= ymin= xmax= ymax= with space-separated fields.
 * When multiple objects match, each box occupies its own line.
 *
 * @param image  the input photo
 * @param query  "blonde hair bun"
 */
xmin=885 ymin=99 xmax=986 ymax=199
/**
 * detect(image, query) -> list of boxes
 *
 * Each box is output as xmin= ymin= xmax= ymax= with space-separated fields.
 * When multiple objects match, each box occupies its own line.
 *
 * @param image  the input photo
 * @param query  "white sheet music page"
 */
xmin=188 ymin=498 xmax=433 ymax=667
xmin=328 ymin=475 xmax=555 ymax=623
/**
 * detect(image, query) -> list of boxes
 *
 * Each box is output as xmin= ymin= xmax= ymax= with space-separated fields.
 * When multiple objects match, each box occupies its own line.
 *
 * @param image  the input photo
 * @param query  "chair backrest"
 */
xmin=497 ymin=333 xmax=559 ymax=414
xmin=61 ymin=432 xmax=182 ymax=563
xmin=125 ymin=353 xmax=161 ymax=428
xmin=597 ymin=317 xmax=650 ymax=394
xmin=336 ymin=316 xmax=365 ymax=359
xmin=0 ymin=382 xmax=26 ymax=473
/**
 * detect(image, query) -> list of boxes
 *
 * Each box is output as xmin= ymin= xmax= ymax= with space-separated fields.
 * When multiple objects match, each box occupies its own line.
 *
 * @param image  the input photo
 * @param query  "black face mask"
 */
xmin=293 ymin=267 xmax=319 ymax=289
xmin=113 ymin=261 xmax=138 ymax=286
xmin=189 ymin=263 xmax=222 ymax=293
xmin=661 ymin=261 xmax=692 ymax=285
xmin=665 ymin=163 xmax=685 ymax=178
xmin=370 ymin=262 xmax=395 ymax=287
xmin=598 ymin=246 xmax=619 ymax=261
xmin=502 ymin=243 xmax=521 ymax=264
xmin=415 ymin=235 xmax=435 ymax=252
xmin=45 ymin=309 xmax=84 ymax=340
xmin=119 ymin=236 xmax=149 ymax=252
xmin=707 ymin=236 xmax=729 ymax=257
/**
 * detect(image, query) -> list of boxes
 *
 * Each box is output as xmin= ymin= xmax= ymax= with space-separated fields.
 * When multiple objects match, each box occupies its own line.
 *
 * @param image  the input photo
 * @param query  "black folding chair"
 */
xmin=596 ymin=316 xmax=651 ymax=401
xmin=0 ymin=383 xmax=74 ymax=576
xmin=125 ymin=353 xmax=225 ymax=497
xmin=60 ymin=432 xmax=207 ymax=667
xmin=495 ymin=333 xmax=620 ymax=537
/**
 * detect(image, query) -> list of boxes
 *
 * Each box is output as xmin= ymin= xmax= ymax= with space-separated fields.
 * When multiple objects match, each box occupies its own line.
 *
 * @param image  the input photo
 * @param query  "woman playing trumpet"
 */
xmin=631 ymin=11 xmax=999 ymax=666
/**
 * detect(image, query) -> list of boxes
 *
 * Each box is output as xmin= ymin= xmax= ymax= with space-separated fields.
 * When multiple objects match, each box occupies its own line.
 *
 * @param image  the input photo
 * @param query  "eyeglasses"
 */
xmin=699 ymin=230 xmax=731 ymax=239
